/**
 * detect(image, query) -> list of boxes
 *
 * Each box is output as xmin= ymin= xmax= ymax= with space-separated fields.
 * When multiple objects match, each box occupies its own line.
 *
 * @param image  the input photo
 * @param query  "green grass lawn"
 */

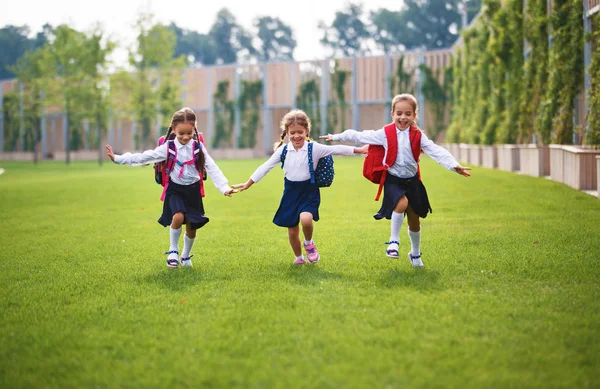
xmin=1 ymin=156 xmax=599 ymax=388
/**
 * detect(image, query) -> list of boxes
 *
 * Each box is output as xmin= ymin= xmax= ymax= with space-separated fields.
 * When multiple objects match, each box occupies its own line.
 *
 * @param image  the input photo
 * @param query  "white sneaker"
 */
xmin=180 ymin=255 xmax=193 ymax=267
xmin=408 ymin=252 xmax=424 ymax=267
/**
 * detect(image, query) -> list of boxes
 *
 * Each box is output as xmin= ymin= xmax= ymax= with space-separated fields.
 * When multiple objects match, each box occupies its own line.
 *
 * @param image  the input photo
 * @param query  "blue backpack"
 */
xmin=280 ymin=141 xmax=334 ymax=187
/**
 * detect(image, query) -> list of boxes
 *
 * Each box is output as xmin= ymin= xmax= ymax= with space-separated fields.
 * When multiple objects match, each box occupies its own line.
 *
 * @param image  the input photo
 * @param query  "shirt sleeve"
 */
xmin=312 ymin=142 xmax=356 ymax=159
xmin=249 ymin=146 xmax=285 ymax=183
xmin=113 ymin=144 xmax=167 ymax=166
xmin=202 ymin=145 xmax=231 ymax=194
xmin=420 ymin=131 xmax=459 ymax=171
xmin=331 ymin=128 xmax=386 ymax=146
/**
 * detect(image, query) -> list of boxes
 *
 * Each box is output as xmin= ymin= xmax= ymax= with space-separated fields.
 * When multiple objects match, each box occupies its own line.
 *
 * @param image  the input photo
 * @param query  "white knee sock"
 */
xmin=169 ymin=227 xmax=182 ymax=257
xmin=182 ymin=235 xmax=195 ymax=258
xmin=390 ymin=212 xmax=404 ymax=243
xmin=408 ymin=229 xmax=421 ymax=256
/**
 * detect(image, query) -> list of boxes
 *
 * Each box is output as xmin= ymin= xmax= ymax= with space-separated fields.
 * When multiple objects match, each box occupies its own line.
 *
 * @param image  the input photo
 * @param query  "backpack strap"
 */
xmin=192 ymin=140 xmax=206 ymax=197
xmin=374 ymin=123 xmax=399 ymax=201
xmin=307 ymin=142 xmax=316 ymax=184
xmin=160 ymin=141 xmax=178 ymax=201
xmin=280 ymin=144 xmax=288 ymax=168
xmin=408 ymin=124 xmax=422 ymax=180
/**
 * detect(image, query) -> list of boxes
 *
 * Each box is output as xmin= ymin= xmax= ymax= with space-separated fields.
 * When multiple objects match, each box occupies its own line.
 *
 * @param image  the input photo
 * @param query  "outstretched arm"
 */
xmin=232 ymin=179 xmax=255 ymax=192
xmin=319 ymin=128 xmax=386 ymax=145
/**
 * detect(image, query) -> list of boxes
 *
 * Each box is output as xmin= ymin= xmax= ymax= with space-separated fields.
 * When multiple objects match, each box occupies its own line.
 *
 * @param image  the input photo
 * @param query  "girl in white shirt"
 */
xmin=106 ymin=107 xmax=236 ymax=268
xmin=233 ymin=109 xmax=366 ymax=266
xmin=321 ymin=94 xmax=471 ymax=268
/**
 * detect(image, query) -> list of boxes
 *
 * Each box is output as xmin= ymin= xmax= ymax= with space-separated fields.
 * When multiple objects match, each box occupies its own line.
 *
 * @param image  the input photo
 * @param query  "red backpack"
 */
xmin=362 ymin=123 xmax=422 ymax=201
xmin=154 ymin=132 xmax=207 ymax=201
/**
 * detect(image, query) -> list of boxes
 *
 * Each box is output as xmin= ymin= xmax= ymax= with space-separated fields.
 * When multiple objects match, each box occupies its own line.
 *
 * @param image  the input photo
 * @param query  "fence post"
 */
xmin=320 ymin=60 xmax=329 ymax=135
xmin=262 ymin=62 xmax=270 ymax=156
xmin=384 ymin=54 xmax=391 ymax=123
xmin=207 ymin=68 xmax=214 ymax=144
xmin=0 ymin=83 xmax=4 ymax=152
xmin=352 ymin=56 xmax=359 ymax=132
xmin=583 ymin=0 xmax=591 ymax=139
xmin=41 ymin=90 xmax=46 ymax=159
xmin=416 ymin=49 xmax=425 ymax=128
xmin=84 ymin=119 xmax=90 ymax=151
xmin=290 ymin=61 xmax=297 ymax=109
xmin=19 ymin=82 xmax=24 ymax=152
xmin=234 ymin=65 xmax=241 ymax=148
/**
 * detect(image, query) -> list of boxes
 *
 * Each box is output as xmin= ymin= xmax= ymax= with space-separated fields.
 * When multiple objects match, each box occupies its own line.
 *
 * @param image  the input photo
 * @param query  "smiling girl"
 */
xmin=233 ymin=109 xmax=366 ymax=265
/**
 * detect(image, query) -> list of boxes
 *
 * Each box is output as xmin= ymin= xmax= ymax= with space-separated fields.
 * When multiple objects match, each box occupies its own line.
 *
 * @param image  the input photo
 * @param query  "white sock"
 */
xmin=296 ymin=255 xmax=305 ymax=260
xmin=409 ymin=229 xmax=421 ymax=256
xmin=182 ymin=235 xmax=195 ymax=258
xmin=169 ymin=227 xmax=182 ymax=258
xmin=389 ymin=212 xmax=404 ymax=243
xmin=304 ymin=239 xmax=313 ymax=245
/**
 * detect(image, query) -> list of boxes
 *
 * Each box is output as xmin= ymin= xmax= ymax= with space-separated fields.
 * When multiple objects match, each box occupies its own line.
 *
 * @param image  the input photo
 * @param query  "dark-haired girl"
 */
xmin=106 ymin=107 xmax=236 ymax=268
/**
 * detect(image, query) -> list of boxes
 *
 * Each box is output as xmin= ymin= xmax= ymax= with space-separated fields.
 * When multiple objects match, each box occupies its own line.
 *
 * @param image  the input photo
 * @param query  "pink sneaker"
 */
xmin=294 ymin=257 xmax=307 ymax=265
xmin=304 ymin=242 xmax=320 ymax=264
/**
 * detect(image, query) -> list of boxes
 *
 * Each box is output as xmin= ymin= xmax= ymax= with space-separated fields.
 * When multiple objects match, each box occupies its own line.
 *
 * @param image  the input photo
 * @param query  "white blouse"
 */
xmin=113 ymin=138 xmax=231 ymax=194
xmin=250 ymin=141 xmax=355 ymax=183
xmin=332 ymin=126 xmax=458 ymax=179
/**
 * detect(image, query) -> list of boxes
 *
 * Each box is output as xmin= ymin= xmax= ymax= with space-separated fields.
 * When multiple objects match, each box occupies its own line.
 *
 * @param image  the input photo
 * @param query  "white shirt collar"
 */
xmin=287 ymin=140 xmax=308 ymax=152
xmin=174 ymin=138 xmax=191 ymax=149
xmin=396 ymin=125 xmax=409 ymax=132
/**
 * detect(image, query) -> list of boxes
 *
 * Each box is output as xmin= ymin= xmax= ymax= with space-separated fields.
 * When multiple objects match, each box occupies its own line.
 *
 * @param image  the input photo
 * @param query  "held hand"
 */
xmin=105 ymin=144 xmax=115 ymax=162
xmin=224 ymin=188 xmax=239 ymax=197
xmin=231 ymin=181 xmax=252 ymax=192
xmin=319 ymin=134 xmax=335 ymax=142
xmin=355 ymin=144 xmax=369 ymax=155
xmin=454 ymin=166 xmax=471 ymax=177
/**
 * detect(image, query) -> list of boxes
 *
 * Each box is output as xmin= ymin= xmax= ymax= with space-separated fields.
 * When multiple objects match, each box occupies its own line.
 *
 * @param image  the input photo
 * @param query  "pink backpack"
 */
xmin=154 ymin=132 xmax=207 ymax=201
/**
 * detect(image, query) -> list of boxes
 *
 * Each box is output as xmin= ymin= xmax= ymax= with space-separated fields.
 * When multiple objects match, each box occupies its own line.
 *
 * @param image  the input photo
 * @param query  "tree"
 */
xmin=169 ymin=23 xmax=218 ymax=66
xmin=370 ymin=0 xmax=482 ymax=51
xmin=14 ymin=24 xmax=114 ymax=164
xmin=0 ymin=24 xmax=51 ymax=80
xmin=319 ymin=3 xmax=372 ymax=57
xmin=254 ymin=16 xmax=296 ymax=62
xmin=208 ymin=8 xmax=256 ymax=64
xmin=129 ymin=14 xmax=185 ymax=148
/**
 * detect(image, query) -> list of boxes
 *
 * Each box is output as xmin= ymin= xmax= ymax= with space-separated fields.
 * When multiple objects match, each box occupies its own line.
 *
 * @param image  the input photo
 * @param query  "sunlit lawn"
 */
xmin=1 ymin=156 xmax=599 ymax=388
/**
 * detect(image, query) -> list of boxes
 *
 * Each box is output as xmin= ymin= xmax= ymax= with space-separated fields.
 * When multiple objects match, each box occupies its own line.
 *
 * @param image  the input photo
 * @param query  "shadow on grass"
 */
xmin=377 ymin=267 xmax=443 ymax=291
xmin=284 ymin=264 xmax=342 ymax=285
xmin=141 ymin=268 xmax=204 ymax=292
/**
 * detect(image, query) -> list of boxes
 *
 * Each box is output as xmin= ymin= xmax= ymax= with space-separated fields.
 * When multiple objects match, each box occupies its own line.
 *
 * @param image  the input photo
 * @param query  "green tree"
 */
xmin=0 ymin=24 xmax=51 ymax=80
xmin=129 ymin=14 xmax=185 ymax=148
xmin=209 ymin=9 xmax=256 ymax=64
xmin=15 ymin=25 xmax=114 ymax=164
xmin=585 ymin=14 xmax=600 ymax=146
xmin=318 ymin=3 xmax=371 ymax=57
xmin=169 ymin=23 xmax=217 ymax=66
xmin=370 ymin=0 xmax=482 ymax=52
xmin=519 ymin=0 xmax=548 ymax=143
xmin=254 ymin=17 xmax=296 ymax=62
xmin=538 ymin=0 xmax=584 ymax=144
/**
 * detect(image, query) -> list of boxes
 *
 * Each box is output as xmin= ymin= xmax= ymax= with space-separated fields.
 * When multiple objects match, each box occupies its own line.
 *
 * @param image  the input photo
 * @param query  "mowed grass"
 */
xmin=1 ymin=155 xmax=599 ymax=389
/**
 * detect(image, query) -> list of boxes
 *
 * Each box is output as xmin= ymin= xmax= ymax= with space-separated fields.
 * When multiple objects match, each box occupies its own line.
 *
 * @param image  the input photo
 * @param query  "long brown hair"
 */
xmin=273 ymin=109 xmax=312 ymax=151
xmin=164 ymin=107 xmax=205 ymax=169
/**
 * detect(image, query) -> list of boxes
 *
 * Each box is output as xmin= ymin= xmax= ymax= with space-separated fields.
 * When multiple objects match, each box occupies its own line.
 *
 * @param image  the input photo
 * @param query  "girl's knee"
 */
xmin=300 ymin=212 xmax=314 ymax=226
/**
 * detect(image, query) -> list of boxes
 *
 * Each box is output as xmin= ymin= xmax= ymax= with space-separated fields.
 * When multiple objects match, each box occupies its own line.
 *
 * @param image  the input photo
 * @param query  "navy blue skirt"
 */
xmin=374 ymin=173 xmax=432 ymax=220
xmin=273 ymin=178 xmax=320 ymax=227
xmin=158 ymin=181 xmax=209 ymax=230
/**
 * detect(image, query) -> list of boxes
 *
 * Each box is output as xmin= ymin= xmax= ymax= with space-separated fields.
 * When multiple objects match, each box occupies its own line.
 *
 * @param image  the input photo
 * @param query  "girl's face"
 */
xmin=288 ymin=124 xmax=308 ymax=150
xmin=391 ymin=100 xmax=416 ymax=129
xmin=174 ymin=122 xmax=195 ymax=145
